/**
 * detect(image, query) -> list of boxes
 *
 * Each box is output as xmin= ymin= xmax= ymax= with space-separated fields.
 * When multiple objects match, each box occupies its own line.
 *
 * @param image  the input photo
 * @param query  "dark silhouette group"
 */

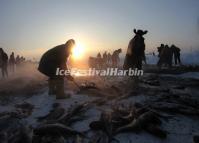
xmin=88 ymin=29 xmax=149 ymax=71
xmin=157 ymin=44 xmax=181 ymax=68
xmin=88 ymin=49 xmax=122 ymax=69
xmin=88 ymin=29 xmax=181 ymax=71
xmin=0 ymin=48 xmax=26 ymax=78
xmin=37 ymin=28 xmax=184 ymax=100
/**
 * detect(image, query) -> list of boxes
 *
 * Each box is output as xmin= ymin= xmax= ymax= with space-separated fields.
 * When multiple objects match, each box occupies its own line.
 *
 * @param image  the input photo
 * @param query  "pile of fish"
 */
xmin=1 ymin=76 xmax=199 ymax=143
xmin=0 ymin=102 xmax=90 ymax=143
xmin=136 ymin=74 xmax=199 ymax=116
xmin=0 ymin=109 xmax=33 ymax=143
xmin=146 ymin=93 xmax=199 ymax=116
xmin=33 ymin=102 xmax=90 ymax=143
xmin=37 ymin=102 xmax=89 ymax=125
xmin=89 ymin=103 xmax=167 ymax=142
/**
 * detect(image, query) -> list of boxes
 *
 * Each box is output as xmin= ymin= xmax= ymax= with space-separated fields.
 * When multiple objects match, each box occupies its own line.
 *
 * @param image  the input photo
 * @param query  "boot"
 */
xmin=55 ymin=79 xmax=70 ymax=99
xmin=48 ymin=79 xmax=56 ymax=95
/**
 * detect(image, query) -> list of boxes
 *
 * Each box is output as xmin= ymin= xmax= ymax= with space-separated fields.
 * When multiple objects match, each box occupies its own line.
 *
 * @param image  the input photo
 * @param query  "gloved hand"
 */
xmin=67 ymin=75 xmax=74 ymax=81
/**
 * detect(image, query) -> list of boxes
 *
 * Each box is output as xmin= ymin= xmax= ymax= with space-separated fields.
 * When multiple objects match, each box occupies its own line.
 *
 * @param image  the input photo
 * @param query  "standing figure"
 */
xmin=102 ymin=51 xmax=108 ymax=67
xmin=123 ymin=29 xmax=148 ymax=70
xmin=157 ymin=44 xmax=164 ymax=57
xmin=157 ymin=44 xmax=165 ymax=67
xmin=96 ymin=52 xmax=102 ymax=69
xmin=9 ymin=52 xmax=15 ymax=73
xmin=112 ymin=49 xmax=122 ymax=67
xmin=38 ymin=39 xmax=75 ymax=99
xmin=15 ymin=55 xmax=20 ymax=68
xmin=157 ymin=45 xmax=173 ymax=68
xmin=107 ymin=53 xmax=112 ymax=65
xmin=97 ymin=53 xmax=101 ymax=59
xmin=20 ymin=56 xmax=24 ymax=65
xmin=0 ymin=48 xmax=8 ymax=78
xmin=171 ymin=44 xmax=181 ymax=65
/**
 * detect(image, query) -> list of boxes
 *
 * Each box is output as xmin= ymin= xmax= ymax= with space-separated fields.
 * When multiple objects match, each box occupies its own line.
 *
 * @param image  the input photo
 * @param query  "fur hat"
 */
xmin=134 ymin=29 xmax=148 ymax=35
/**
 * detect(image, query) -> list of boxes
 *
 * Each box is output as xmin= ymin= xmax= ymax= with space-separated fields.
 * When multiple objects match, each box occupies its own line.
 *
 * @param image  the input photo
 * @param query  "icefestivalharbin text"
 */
xmin=56 ymin=68 xmax=144 ymax=76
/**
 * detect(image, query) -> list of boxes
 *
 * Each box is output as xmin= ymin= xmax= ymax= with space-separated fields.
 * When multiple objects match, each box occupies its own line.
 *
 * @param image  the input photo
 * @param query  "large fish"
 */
xmin=58 ymin=102 xmax=89 ymax=125
xmin=115 ymin=111 xmax=161 ymax=133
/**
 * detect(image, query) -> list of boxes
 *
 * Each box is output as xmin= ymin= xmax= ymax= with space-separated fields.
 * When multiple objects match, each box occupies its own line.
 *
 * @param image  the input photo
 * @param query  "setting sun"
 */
xmin=72 ymin=43 xmax=85 ymax=60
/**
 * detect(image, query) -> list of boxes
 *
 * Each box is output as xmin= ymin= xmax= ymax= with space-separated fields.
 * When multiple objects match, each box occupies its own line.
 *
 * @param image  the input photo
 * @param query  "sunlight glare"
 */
xmin=72 ymin=42 xmax=85 ymax=60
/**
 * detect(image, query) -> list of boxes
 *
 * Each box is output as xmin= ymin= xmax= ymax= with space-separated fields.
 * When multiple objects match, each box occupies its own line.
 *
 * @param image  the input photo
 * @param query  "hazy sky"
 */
xmin=0 ymin=0 xmax=199 ymax=60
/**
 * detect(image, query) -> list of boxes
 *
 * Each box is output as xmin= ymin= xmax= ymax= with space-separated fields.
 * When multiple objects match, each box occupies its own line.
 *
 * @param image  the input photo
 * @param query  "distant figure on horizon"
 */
xmin=123 ymin=29 xmax=148 ymax=70
xmin=112 ymin=49 xmax=122 ymax=67
xmin=38 ymin=39 xmax=75 ymax=99
xmin=157 ymin=44 xmax=164 ymax=58
xmin=103 ymin=51 xmax=108 ymax=67
xmin=171 ymin=44 xmax=181 ymax=65
xmin=20 ymin=56 xmax=25 ymax=64
xmin=9 ymin=52 xmax=15 ymax=73
xmin=15 ymin=55 xmax=20 ymax=67
xmin=96 ymin=52 xmax=103 ymax=69
xmin=97 ymin=52 xmax=102 ymax=59
xmin=157 ymin=45 xmax=173 ymax=68
xmin=0 ymin=48 xmax=8 ymax=78
xmin=107 ymin=52 xmax=112 ymax=65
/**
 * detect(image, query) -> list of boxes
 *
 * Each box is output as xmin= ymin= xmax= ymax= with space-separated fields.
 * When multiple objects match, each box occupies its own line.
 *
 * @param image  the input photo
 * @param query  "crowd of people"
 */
xmin=157 ymin=44 xmax=181 ymax=68
xmin=88 ymin=49 xmax=122 ymax=69
xmin=0 ymin=48 xmax=26 ymax=78
xmin=37 ymin=29 xmax=184 ymax=99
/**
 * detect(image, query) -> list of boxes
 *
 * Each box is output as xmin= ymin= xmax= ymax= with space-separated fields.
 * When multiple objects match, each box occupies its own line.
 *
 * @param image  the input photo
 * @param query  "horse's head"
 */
xmin=134 ymin=29 xmax=148 ymax=36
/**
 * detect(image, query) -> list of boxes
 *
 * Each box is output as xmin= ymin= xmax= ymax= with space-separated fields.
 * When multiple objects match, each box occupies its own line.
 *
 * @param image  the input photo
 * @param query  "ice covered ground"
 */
xmin=161 ymin=72 xmax=199 ymax=79
xmin=0 ymin=64 xmax=199 ymax=143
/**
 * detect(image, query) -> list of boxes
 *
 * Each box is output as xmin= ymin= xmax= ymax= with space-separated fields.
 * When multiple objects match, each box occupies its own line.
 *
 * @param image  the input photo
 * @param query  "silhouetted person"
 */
xmin=97 ymin=52 xmax=101 ymax=58
xmin=157 ymin=44 xmax=164 ymax=67
xmin=103 ymin=51 xmax=108 ymax=67
xmin=171 ymin=44 xmax=181 ymax=65
xmin=9 ymin=52 xmax=15 ymax=73
xmin=0 ymin=48 xmax=8 ymax=78
xmin=168 ymin=46 xmax=173 ymax=67
xmin=96 ymin=52 xmax=102 ymax=69
xmin=16 ymin=55 xmax=20 ymax=67
xmin=157 ymin=45 xmax=173 ymax=68
xmin=157 ymin=44 xmax=164 ymax=57
xmin=20 ymin=56 xmax=25 ymax=65
xmin=112 ymin=49 xmax=122 ymax=67
xmin=123 ymin=29 xmax=148 ymax=70
xmin=38 ymin=39 xmax=75 ymax=99
xmin=107 ymin=53 xmax=112 ymax=65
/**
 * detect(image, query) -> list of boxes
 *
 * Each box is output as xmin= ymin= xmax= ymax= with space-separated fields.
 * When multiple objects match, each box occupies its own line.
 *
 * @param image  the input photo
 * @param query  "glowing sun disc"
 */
xmin=72 ymin=43 xmax=85 ymax=59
